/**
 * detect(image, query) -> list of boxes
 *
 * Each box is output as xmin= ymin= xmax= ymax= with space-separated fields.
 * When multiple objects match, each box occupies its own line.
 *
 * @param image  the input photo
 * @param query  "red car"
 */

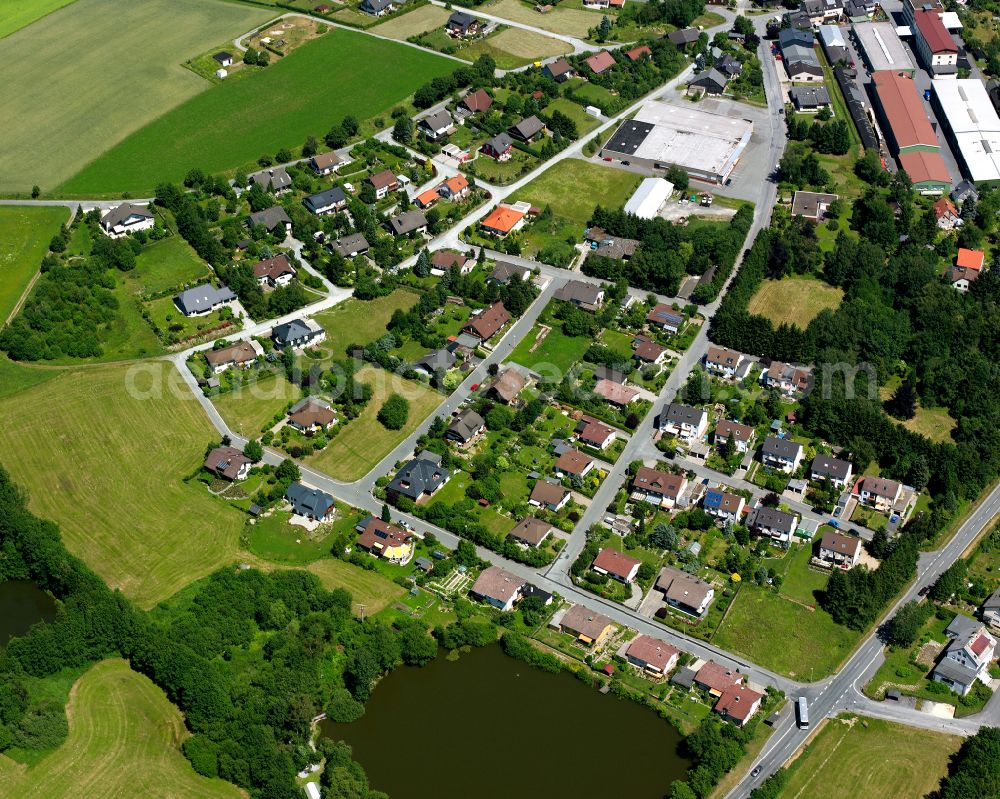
xmin=470 ymin=383 xmax=479 ymax=391
xmin=603 ymin=156 xmax=613 ymax=161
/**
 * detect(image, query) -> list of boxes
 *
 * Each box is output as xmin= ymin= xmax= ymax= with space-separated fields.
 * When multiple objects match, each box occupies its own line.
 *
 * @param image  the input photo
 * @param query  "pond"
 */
xmin=322 ymin=643 xmax=690 ymax=799
xmin=0 ymin=580 xmax=58 ymax=646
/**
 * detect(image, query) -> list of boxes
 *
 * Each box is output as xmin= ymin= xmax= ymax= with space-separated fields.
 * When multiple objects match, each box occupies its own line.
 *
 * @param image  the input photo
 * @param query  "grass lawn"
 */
xmin=484 ymin=0 xmax=598 ymax=36
xmin=1 ymin=0 xmax=272 ymax=194
xmin=0 ymin=362 xmax=246 ymax=609
xmin=569 ymin=81 xmax=616 ymax=107
xmin=309 ymin=366 xmax=443 ymax=480
xmin=247 ymin=507 xmax=362 ymax=564
xmin=0 ymin=0 xmax=78 ymax=38
xmin=59 ymin=28 xmax=456 ymax=195
xmin=0 ymin=206 xmax=68 ymax=323
xmin=747 ymin=275 xmax=844 ymax=329
xmin=0 ymin=659 xmax=243 ymax=798
xmin=902 ymin=404 xmax=957 ymax=444
xmin=771 ymin=542 xmax=828 ymax=606
xmin=370 ymin=4 xmax=450 ymax=39
xmin=212 ymin=373 xmax=301 ymax=436
xmin=781 ymin=716 xmax=960 ymax=799
xmin=310 ymin=288 xmax=421 ymax=365
xmin=0 ymin=356 xmax=60 ymax=400
xmin=508 ymin=321 xmax=591 ymax=373
xmin=515 ymin=159 xmax=641 ymax=230
xmin=543 ymin=97 xmax=600 ymax=135
xmin=305 ymin=558 xmax=406 ymax=614
xmin=458 ymin=27 xmax=571 ymax=69
xmin=713 ymin=583 xmax=860 ymax=680
xmin=128 ymin=235 xmax=213 ymax=295
xmin=467 ymin=147 xmax=539 ymax=184
xmin=144 ymin=295 xmax=231 ymax=343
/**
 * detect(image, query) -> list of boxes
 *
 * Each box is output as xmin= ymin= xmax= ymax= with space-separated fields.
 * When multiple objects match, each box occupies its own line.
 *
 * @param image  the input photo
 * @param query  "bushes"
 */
xmin=377 ymin=393 xmax=410 ymax=430
xmin=327 ymin=688 xmax=366 ymax=723
xmin=498 ymin=631 xmax=561 ymax=674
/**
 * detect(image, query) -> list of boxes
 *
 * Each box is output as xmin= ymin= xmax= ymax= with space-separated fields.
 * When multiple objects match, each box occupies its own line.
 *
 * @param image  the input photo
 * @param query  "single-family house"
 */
xmin=359 ymin=0 xmax=396 ymax=15
xmin=747 ymin=505 xmax=799 ymax=543
xmin=481 ymin=132 xmax=514 ymax=161
xmin=857 ymin=476 xmax=902 ymax=512
xmin=388 ymin=210 xmax=428 ymax=237
xmin=555 ymin=449 xmax=596 ymax=479
xmin=933 ymin=197 xmax=962 ymax=230
xmin=789 ymin=86 xmax=832 ymax=112
xmin=593 ymin=379 xmax=639 ymax=407
xmin=948 ymin=265 xmax=980 ymax=292
xmin=486 ymin=366 xmax=527 ymax=404
xmin=303 ymin=187 xmax=347 ymax=215
xmin=471 ymin=565 xmax=526 ymax=611
xmin=252 ymin=254 xmax=297 ymax=288
xmin=213 ymin=51 xmax=234 ymax=67
xmin=791 ymin=191 xmax=838 ymax=221
xmin=543 ymin=58 xmax=575 ymax=82
xmin=646 ymin=304 xmax=685 ymax=333
xmin=933 ymin=625 xmax=996 ymax=696
xmin=438 ymin=174 xmax=470 ymax=201
xmin=625 ymin=44 xmax=653 ymax=62
xmin=689 ymin=68 xmax=729 ymax=95
xmin=332 ymin=233 xmax=369 ymax=258
xmin=625 ymin=635 xmax=679 ymax=675
xmin=431 ymin=250 xmax=472 ymax=274
xmin=715 ymin=685 xmax=763 ymax=726
xmin=715 ymin=53 xmax=743 ymax=78
xmin=446 ymin=408 xmax=485 ymax=445
xmin=175 ymin=283 xmax=236 ymax=317
xmin=419 ymin=109 xmax=454 ymax=140
xmin=587 ymin=227 xmax=640 ymax=260
xmin=530 ymin=479 xmax=570 ymax=512
xmin=981 ymin=586 xmax=1000 ymax=630
xmin=248 ymin=206 xmax=292 ymax=235
xmin=508 ymin=517 xmax=554 ymax=548
xmin=659 ymin=403 xmax=709 ymax=441
xmin=459 ymin=88 xmax=493 ymax=115
xmin=762 ymin=361 xmax=812 ymax=395
xmin=952 ymin=181 xmax=978 ymax=204
xmin=713 ymin=420 xmax=755 ymax=453
xmin=956 ymin=247 xmax=985 ymax=271
xmin=509 ymin=115 xmax=546 ymax=143
xmin=489 ymin=261 xmax=531 ymax=284
xmin=632 ymin=466 xmax=687 ymax=508
xmin=592 ymin=548 xmax=641 ymax=583
xmin=251 ymin=166 xmax=292 ymax=194
xmin=761 ymin=436 xmax=803 ymax=473
xmin=100 ymin=202 xmax=155 ymax=238
xmin=204 ymin=446 xmax=252 ymax=481
xmin=585 ymin=50 xmax=616 ymax=74
xmin=554 ymin=280 xmax=604 ymax=311
xmin=559 ymin=604 xmax=614 ymax=647
xmin=667 ymin=28 xmax=701 ymax=48
xmin=656 ymin=566 xmax=715 ymax=616
xmin=204 ymin=340 xmax=258 ymax=374
xmin=271 ymin=318 xmax=326 ymax=350
xmin=413 ymin=348 xmax=456 ymax=378
xmin=387 ymin=452 xmax=449 ymax=503
xmin=285 ymin=483 xmax=335 ymax=521
xmin=695 ymin=661 xmax=743 ymax=696
xmin=446 ymin=10 xmax=482 ymax=37
xmin=480 ymin=204 xmax=525 ymax=237
xmin=464 ymin=301 xmax=510 ymax=342
xmin=310 ymin=151 xmax=342 ymax=175
xmin=355 ymin=517 xmax=414 ymax=563
xmin=633 ymin=335 xmax=667 ymax=365
xmin=817 ymin=529 xmax=862 ymax=569
xmin=287 ymin=397 xmax=336 ymax=435
xmin=414 ymin=189 xmax=440 ymax=209
xmin=810 ymin=454 xmax=853 ymax=488
xmin=594 ymin=366 xmax=627 ymax=385
xmin=576 ymin=416 xmax=616 ymax=450
xmin=704 ymin=346 xmax=745 ymax=379
xmin=366 ymin=169 xmax=399 ymax=199
xmin=703 ymin=490 xmax=746 ymax=523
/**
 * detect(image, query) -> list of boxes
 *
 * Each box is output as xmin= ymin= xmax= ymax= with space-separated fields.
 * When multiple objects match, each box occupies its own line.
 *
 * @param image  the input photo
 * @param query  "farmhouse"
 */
xmin=175 ymin=283 xmax=236 ymax=317
xmin=464 ymin=301 xmax=511 ymax=342
xmin=713 ymin=420 xmax=754 ymax=453
xmin=304 ymin=187 xmax=347 ymax=215
xmin=287 ymin=397 xmax=336 ymax=435
xmin=817 ymin=530 xmax=862 ymax=569
xmin=747 ymin=505 xmax=799 ymax=543
xmin=508 ymin=517 xmax=554 ymax=548
xmin=659 ymin=403 xmax=708 ymax=441
xmin=762 ymin=361 xmax=811 ymax=395
xmin=761 ymin=436 xmax=803 ymax=473
xmin=509 ymin=115 xmax=547 ymax=143
xmin=445 ymin=408 xmax=485 ymax=445
xmin=715 ymin=685 xmax=763 ymax=726
xmin=252 ymin=254 xmax=296 ymax=288
xmin=631 ymin=466 xmax=687 ymax=508
xmin=625 ymin=635 xmax=679 ymax=675
xmin=554 ymin=449 xmax=595 ymax=479
xmin=251 ymin=166 xmax=292 ymax=194
xmin=810 ymin=454 xmax=853 ymax=487
xmin=100 ymin=202 xmax=155 ymax=238
xmin=559 ymin=604 xmax=614 ymax=647
xmin=388 ymin=452 xmax=449 ymax=503
xmin=593 ymin=379 xmax=638 ymax=407
xmin=592 ymin=548 xmax=641 ymax=583
xmin=485 ymin=366 xmax=526 ymax=404
xmin=576 ymin=416 xmax=616 ymax=450
xmin=656 ymin=566 xmax=715 ymax=616
xmin=272 ymin=318 xmax=326 ymax=350
xmin=366 ymin=169 xmax=399 ymax=199
xmin=481 ymin=132 xmax=514 ymax=161
xmin=471 ymin=565 xmax=526 ymax=611
xmin=248 ymin=206 xmax=292 ymax=235
xmin=480 ymin=204 xmax=525 ymax=236
xmin=704 ymin=346 xmax=746 ymax=379
xmin=529 ymin=479 xmax=570 ymax=512
xmin=310 ymin=151 xmax=342 ymax=175
xmin=285 ymin=483 xmax=335 ymax=521
xmin=204 ymin=340 xmax=259 ymax=374
xmin=419 ymin=109 xmax=454 ymax=140
xmin=646 ymin=304 xmax=684 ymax=333
xmin=332 ymin=233 xmax=369 ymax=258
xmin=355 ymin=517 xmax=414 ymax=564
xmin=388 ymin=210 xmax=428 ymax=237
xmin=204 ymin=446 xmax=252 ymax=481
xmin=702 ymin=490 xmax=746 ymax=523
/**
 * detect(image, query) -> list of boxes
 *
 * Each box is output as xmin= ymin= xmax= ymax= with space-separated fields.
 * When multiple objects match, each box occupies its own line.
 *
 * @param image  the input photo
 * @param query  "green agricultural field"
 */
xmin=747 ymin=275 xmax=844 ymax=329
xmin=60 ymin=29 xmax=457 ymax=195
xmin=781 ymin=716 xmax=960 ymax=799
xmin=0 ymin=0 xmax=77 ymax=38
xmin=0 ymin=659 xmax=243 ymax=799
xmin=509 ymin=322 xmax=591 ymax=374
xmin=310 ymin=288 xmax=422 ymax=365
xmin=128 ymin=234 xmax=213 ymax=295
xmin=0 ymin=0 xmax=272 ymax=194
xmin=0 ymin=357 xmax=59 ymax=401
xmin=370 ymin=4 xmax=450 ymax=39
xmin=0 ymin=363 xmax=246 ymax=609
xmin=309 ymin=366 xmax=443 ymax=480
xmin=458 ymin=28 xmax=571 ymax=69
xmin=305 ymin=558 xmax=406 ymax=614
xmin=0 ymin=206 xmax=68 ymax=323
xmin=212 ymin=373 xmax=302 ymax=436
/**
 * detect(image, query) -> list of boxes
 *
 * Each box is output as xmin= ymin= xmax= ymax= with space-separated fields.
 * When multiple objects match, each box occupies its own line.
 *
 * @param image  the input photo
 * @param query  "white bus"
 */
xmin=796 ymin=696 xmax=809 ymax=729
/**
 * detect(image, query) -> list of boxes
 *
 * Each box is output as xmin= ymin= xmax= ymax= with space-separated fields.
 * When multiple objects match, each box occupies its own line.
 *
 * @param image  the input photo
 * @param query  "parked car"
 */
xmin=828 ymin=519 xmax=840 ymax=529
xmin=751 ymin=766 xmax=762 ymax=778
xmin=919 ymin=585 xmax=931 ymax=596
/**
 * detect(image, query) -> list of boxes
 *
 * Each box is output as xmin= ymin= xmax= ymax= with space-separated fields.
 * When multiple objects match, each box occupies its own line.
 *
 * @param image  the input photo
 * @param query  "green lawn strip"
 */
xmin=508 ymin=321 xmax=591 ymax=374
xmin=211 ymin=373 xmax=302 ymax=437
xmin=0 ymin=0 xmax=78 ymax=38
xmin=128 ymin=234 xmax=213 ymax=295
xmin=310 ymin=288 xmax=422 ymax=366
xmin=0 ymin=356 xmax=60 ymax=401
xmin=58 ymin=28 xmax=456 ymax=194
xmin=247 ymin=509 xmax=346 ymax=564
xmin=0 ymin=206 xmax=68 ymax=322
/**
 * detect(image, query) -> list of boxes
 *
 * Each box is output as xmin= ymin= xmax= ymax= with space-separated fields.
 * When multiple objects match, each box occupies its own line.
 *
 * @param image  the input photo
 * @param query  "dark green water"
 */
xmin=0 ymin=580 xmax=58 ymax=645
xmin=323 ymin=644 xmax=689 ymax=799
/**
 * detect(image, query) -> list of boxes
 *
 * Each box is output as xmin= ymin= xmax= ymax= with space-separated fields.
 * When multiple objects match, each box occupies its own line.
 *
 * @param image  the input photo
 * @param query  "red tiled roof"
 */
xmin=872 ymin=71 xmax=939 ymax=150
xmin=555 ymin=449 xmax=594 ymax=476
xmin=695 ymin=660 xmax=744 ymax=693
xmin=586 ymin=50 xmax=617 ymax=74
xmin=714 ymin=685 xmax=762 ymax=722
xmin=915 ymin=9 xmax=957 ymax=53
xmin=461 ymin=88 xmax=493 ymax=113
xmin=626 ymin=635 xmax=678 ymax=671
xmin=625 ymin=44 xmax=652 ymax=61
xmin=443 ymin=174 xmax=469 ymax=194
xmin=357 ymin=517 xmax=411 ymax=553
xmin=593 ymin=548 xmax=641 ymax=579
xmin=464 ymin=301 xmax=511 ymax=340
xmin=632 ymin=466 xmax=685 ymax=498
xmin=593 ymin=379 xmax=638 ymax=405
xmin=898 ymin=150 xmax=951 ymax=187
xmin=481 ymin=205 xmax=525 ymax=234
xmin=956 ymin=247 xmax=985 ymax=270
xmin=970 ymin=633 xmax=992 ymax=657
xmin=415 ymin=189 xmax=439 ymax=207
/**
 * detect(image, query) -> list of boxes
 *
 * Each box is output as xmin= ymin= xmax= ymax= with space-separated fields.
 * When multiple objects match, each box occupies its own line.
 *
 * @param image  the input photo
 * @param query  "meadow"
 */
xmin=483 ymin=0 xmax=598 ymax=37
xmin=515 ymin=159 xmax=641 ymax=230
xmin=0 ymin=660 xmax=243 ymax=799
xmin=0 ymin=206 xmax=68 ymax=323
xmin=305 ymin=558 xmax=406 ymax=615
xmin=747 ymin=275 xmax=844 ymax=329
xmin=59 ymin=28 xmax=457 ymax=195
xmin=370 ymin=4 xmax=450 ymax=38
xmin=0 ymin=0 xmax=272 ymax=194
xmin=0 ymin=0 xmax=77 ymax=38
xmin=128 ymin=234 xmax=213 ymax=295
xmin=212 ymin=373 xmax=302 ymax=436
xmin=310 ymin=288 xmax=422 ymax=365
xmin=458 ymin=28 xmax=571 ymax=69
xmin=0 ymin=362 xmax=246 ymax=609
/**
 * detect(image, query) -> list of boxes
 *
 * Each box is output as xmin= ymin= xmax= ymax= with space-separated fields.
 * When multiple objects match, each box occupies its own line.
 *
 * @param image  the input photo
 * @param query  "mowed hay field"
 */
xmin=747 ymin=275 xmax=844 ymax=329
xmin=0 ymin=0 xmax=77 ymax=38
xmin=484 ymin=0 xmax=598 ymax=37
xmin=309 ymin=366 xmax=443 ymax=480
xmin=0 ymin=362 xmax=245 ymax=609
xmin=0 ymin=0 xmax=272 ymax=194
xmin=0 ymin=206 xmax=69 ymax=323
xmin=371 ymin=4 xmax=450 ymax=38
xmin=60 ymin=28 xmax=457 ymax=195
xmin=516 ymin=159 xmax=641 ymax=227
xmin=782 ymin=716 xmax=960 ymax=799
xmin=306 ymin=558 xmax=406 ymax=614
xmin=0 ymin=660 xmax=243 ymax=799
xmin=460 ymin=28 xmax=571 ymax=67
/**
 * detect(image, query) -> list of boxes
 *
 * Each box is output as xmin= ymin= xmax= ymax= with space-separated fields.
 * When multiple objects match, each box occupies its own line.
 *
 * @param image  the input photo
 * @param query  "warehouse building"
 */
xmin=623 ymin=178 xmax=674 ymax=219
xmin=601 ymin=101 xmax=753 ymax=184
xmin=835 ymin=67 xmax=880 ymax=151
xmin=931 ymin=79 xmax=1000 ymax=185
xmin=851 ymin=22 xmax=913 ymax=74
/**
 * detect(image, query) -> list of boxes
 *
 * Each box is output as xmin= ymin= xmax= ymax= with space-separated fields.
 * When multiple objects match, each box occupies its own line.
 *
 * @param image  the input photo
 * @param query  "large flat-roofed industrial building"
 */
xmin=851 ymin=22 xmax=913 ymax=74
xmin=600 ymin=101 xmax=753 ymax=184
xmin=931 ymin=79 xmax=1000 ymax=185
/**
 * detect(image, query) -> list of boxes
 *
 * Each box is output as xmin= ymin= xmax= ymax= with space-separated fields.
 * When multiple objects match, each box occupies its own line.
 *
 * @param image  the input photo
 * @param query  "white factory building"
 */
xmin=623 ymin=178 xmax=674 ymax=219
xmin=600 ymin=101 xmax=753 ymax=184
xmin=931 ymin=79 xmax=1000 ymax=185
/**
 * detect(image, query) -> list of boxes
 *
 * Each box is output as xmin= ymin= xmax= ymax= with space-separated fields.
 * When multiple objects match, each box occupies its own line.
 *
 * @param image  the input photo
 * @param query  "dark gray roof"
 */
xmin=361 ymin=0 xmax=395 ymax=11
xmin=285 ymin=482 xmax=334 ymax=518
xmin=414 ymin=348 xmax=457 ymax=373
xmin=933 ymin=656 xmax=979 ymax=687
xmin=175 ymin=283 xmax=236 ymax=315
xmin=333 ymin=232 xmax=369 ymax=257
xmin=213 ymin=51 xmax=233 ymax=63
xmin=779 ymin=27 xmax=814 ymax=49
xmin=749 ymin=506 xmax=797 ymax=531
xmin=594 ymin=366 xmax=626 ymax=385
xmin=811 ymin=454 xmax=851 ymax=481
xmin=101 ymin=202 xmax=154 ymax=230
xmin=489 ymin=261 xmax=528 ymax=283
xmin=510 ymin=115 xmax=545 ymax=140
xmin=715 ymin=54 xmax=743 ymax=76
xmin=448 ymin=10 xmax=476 ymax=27
xmin=251 ymin=166 xmax=292 ymax=192
xmin=946 ymin=613 xmax=981 ymax=640
xmin=554 ymin=279 xmax=603 ymax=307
xmin=663 ymin=403 xmax=705 ymax=427
xmin=420 ymin=109 xmax=453 ymax=131
xmin=691 ymin=68 xmax=728 ymax=92
xmin=303 ymin=187 xmax=346 ymax=213
xmin=447 ymin=408 xmax=485 ymax=441
xmin=248 ymin=205 xmax=291 ymax=231
xmin=272 ymin=318 xmax=319 ymax=346
xmin=983 ymin=585 xmax=1000 ymax=610
xmin=762 ymin=436 xmax=802 ymax=460
xmin=389 ymin=210 xmax=428 ymax=236
xmin=388 ymin=456 xmax=448 ymax=499
xmin=667 ymin=28 xmax=700 ymax=45
xmin=484 ymin=132 xmax=513 ymax=153
xmin=789 ymin=86 xmax=831 ymax=108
